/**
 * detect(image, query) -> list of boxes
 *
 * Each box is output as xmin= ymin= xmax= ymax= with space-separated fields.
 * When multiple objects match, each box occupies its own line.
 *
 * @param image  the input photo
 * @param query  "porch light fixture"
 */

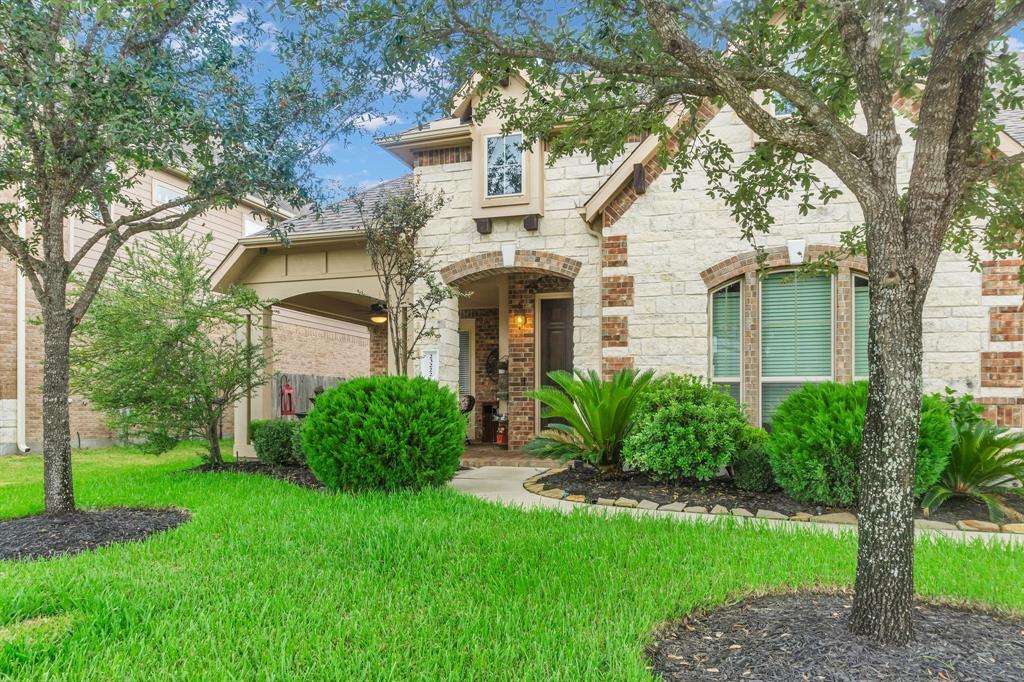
xmin=514 ymin=314 xmax=526 ymax=328
xmin=369 ymin=303 xmax=388 ymax=325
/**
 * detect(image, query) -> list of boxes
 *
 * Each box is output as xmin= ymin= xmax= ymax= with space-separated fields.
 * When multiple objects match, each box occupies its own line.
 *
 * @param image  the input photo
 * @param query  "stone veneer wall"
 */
xmin=600 ymin=104 xmax=1021 ymax=426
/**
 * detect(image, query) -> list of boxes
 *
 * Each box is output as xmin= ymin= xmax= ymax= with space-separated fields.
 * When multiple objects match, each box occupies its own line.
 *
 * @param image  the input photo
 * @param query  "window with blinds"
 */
xmin=458 ymin=330 xmax=472 ymax=396
xmin=854 ymin=276 xmax=869 ymax=378
xmin=711 ymin=281 xmax=741 ymax=403
xmin=761 ymin=271 xmax=832 ymax=423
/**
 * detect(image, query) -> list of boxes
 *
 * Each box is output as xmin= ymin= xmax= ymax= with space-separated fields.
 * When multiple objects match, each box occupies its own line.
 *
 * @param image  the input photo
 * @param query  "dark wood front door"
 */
xmin=539 ymin=297 xmax=574 ymax=429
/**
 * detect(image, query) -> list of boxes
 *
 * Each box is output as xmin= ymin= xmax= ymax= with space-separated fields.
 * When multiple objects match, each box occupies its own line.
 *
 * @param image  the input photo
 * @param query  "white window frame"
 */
xmin=484 ymin=133 xmax=525 ymax=198
xmin=152 ymin=179 xmax=187 ymax=215
xmin=458 ymin=318 xmax=476 ymax=398
xmin=708 ymin=279 xmax=743 ymax=403
xmin=758 ymin=269 xmax=835 ymax=424
xmin=852 ymin=273 xmax=870 ymax=379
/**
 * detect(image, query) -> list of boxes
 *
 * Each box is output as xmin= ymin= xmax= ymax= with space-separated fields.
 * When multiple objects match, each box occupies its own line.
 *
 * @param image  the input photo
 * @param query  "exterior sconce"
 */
xmin=787 ymin=238 xmax=806 ymax=265
xmin=514 ymin=314 xmax=526 ymax=328
xmin=369 ymin=303 xmax=388 ymax=325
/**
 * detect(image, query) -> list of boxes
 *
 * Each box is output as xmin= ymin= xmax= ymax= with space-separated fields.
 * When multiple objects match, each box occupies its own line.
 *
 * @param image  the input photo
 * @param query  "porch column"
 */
xmin=369 ymin=323 xmax=388 ymax=375
xmin=433 ymin=295 xmax=460 ymax=389
xmin=234 ymin=307 xmax=274 ymax=459
xmin=507 ymin=274 xmax=536 ymax=449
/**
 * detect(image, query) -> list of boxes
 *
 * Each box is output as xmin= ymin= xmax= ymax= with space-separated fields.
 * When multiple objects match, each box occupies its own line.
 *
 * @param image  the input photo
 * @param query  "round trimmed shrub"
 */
xmin=766 ymin=381 xmax=953 ymax=506
xmin=252 ymin=419 xmax=302 ymax=465
xmin=302 ymin=375 xmax=465 ymax=492
xmin=623 ymin=374 xmax=748 ymax=480
xmin=731 ymin=427 xmax=776 ymax=492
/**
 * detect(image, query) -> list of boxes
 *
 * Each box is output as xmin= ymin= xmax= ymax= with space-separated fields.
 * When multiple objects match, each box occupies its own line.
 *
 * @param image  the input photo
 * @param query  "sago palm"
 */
xmin=922 ymin=420 xmax=1024 ymax=522
xmin=524 ymin=367 xmax=655 ymax=473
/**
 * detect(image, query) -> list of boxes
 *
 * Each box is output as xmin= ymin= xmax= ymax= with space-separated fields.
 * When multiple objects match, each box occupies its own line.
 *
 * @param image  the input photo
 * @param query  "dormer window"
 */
xmin=485 ymin=134 xmax=523 ymax=197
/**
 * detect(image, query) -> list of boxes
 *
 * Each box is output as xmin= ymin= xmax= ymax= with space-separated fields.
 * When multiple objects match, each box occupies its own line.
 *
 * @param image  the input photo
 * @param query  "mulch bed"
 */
xmin=0 ymin=508 xmax=190 ymax=562
xmin=188 ymin=461 xmax=325 ymax=491
xmin=649 ymin=592 xmax=1024 ymax=681
xmin=538 ymin=466 xmax=1020 ymax=525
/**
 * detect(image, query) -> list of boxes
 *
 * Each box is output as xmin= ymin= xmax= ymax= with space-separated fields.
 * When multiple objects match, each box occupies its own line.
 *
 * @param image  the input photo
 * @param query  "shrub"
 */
xmin=525 ymin=368 xmax=655 ymax=472
xmin=622 ymin=374 xmax=748 ymax=480
xmin=767 ymin=381 xmax=953 ymax=506
xmin=923 ymin=392 xmax=1024 ymax=521
xmin=302 ymin=375 xmax=464 ymax=492
xmin=290 ymin=423 xmax=306 ymax=464
xmin=252 ymin=419 xmax=302 ymax=465
xmin=731 ymin=427 xmax=776 ymax=492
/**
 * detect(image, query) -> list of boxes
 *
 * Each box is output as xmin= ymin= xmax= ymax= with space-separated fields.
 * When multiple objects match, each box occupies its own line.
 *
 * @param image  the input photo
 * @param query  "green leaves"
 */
xmin=525 ymin=368 xmax=654 ymax=470
xmin=923 ymin=419 xmax=1024 ymax=522
xmin=71 ymin=230 xmax=269 ymax=459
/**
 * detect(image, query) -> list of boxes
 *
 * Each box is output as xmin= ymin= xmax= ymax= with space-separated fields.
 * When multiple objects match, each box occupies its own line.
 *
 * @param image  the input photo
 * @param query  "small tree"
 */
xmin=0 ymin=0 xmax=365 ymax=513
xmin=356 ymin=184 xmax=460 ymax=376
xmin=72 ymin=232 xmax=268 ymax=465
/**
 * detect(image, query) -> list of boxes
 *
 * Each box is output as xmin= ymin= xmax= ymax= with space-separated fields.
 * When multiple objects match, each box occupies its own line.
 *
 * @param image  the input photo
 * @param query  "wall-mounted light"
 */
xmin=514 ymin=314 xmax=526 ymax=328
xmin=369 ymin=303 xmax=388 ymax=325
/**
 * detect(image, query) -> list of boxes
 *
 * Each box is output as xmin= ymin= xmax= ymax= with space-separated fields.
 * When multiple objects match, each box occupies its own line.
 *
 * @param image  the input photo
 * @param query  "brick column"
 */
xmin=741 ymin=270 xmax=761 ymax=426
xmin=369 ymin=324 xmax=388 ymax=375
xmin=507 ymin=274 xmax=537 ymax=449
xmin=833 ymin=268 xmax=854 ymax=383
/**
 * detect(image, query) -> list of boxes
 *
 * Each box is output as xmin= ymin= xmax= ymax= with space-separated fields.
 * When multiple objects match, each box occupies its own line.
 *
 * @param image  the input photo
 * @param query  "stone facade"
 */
xmin=405 ymin=99 xmax=1023 ymax=435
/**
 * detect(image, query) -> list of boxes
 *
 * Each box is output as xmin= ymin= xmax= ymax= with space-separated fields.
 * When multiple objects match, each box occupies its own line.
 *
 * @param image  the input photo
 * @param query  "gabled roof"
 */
xmin=248 ymin=174 xmax=413 ymax=238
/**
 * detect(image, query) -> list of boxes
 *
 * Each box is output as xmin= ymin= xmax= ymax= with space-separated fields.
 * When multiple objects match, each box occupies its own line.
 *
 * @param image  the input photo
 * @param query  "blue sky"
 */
xmin=243 ymin=4 xmax=1024 ymax=196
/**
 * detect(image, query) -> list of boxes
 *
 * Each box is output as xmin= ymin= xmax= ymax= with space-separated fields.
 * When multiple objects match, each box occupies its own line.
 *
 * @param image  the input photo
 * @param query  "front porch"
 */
xmin=442 ymin=250 xmax=582 ymax=450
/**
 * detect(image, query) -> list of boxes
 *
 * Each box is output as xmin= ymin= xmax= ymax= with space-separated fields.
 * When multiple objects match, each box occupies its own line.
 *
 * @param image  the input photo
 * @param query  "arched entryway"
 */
xmin=443 ymin=250 xmax=582 ymax=449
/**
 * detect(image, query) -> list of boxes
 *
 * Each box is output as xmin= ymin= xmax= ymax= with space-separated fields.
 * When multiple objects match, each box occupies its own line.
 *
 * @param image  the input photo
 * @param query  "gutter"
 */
xmin=16 ymin=211 xmax=29 ymax=453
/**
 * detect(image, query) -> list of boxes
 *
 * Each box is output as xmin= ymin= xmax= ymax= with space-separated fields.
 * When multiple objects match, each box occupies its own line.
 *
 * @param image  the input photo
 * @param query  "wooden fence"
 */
xmin=271 ymin=373 xmax=347 ymax=417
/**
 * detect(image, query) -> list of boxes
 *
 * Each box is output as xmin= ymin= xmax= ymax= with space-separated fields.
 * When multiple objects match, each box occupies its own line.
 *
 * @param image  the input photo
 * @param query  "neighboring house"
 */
xmin=0 ymin=169 xmax=371 ymax=455
xmin=214 ymin=74 xmax=1024 ymax=453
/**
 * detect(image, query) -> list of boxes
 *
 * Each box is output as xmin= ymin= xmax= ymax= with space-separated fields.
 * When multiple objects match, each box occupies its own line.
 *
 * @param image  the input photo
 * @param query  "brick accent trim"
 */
xmin=981 ymin=260 xmax=1024 ymax=296
xmin=602 ymin=235 xmax=628 ymax=267
xmin=980 ymin=351 xmax=1023 ymax=387
xmin=601 ymin=275 xmax=634 ymax=307
xmin=600 ymin=100 xmax=720 ymax=228
xmin=990 ymin=305 xmax=1024 ymax=342
xmin=978 ymin=397 xmax=1024 ymax=428
xmin=440 ymin=250 xmax=582 ymax=285
xmin=700 ymin=245 xmax=868 ymax=291
xmin=413 ymin=146 xmax=472 ymax=167
xmin=602 ymin=315 xmax=629 ymax=347
xmin=602 ymin=356 xmax=634 ymax=380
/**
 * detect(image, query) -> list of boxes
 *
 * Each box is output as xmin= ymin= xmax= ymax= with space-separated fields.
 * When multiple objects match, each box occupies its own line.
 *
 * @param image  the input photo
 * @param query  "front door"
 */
xmin=539 ymin=297 xmax=574 ymax=429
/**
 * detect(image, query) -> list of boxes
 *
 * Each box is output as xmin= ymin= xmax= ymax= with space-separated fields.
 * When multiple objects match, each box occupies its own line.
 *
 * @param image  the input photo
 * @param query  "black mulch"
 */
xmin=538 ymin=466 xmax=1020 ymax=525
xmin=649 ymin=593 xmax=1024 ymax=681
xmin=0 ymin=508 xmax=190 ymax=562
xmin=188 ymin=461 xmax=325 ymax=491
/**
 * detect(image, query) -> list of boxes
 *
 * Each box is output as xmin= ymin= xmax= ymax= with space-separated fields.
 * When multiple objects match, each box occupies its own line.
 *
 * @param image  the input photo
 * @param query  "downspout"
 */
xmin=15 ymin=210 xmax=30 ymax=452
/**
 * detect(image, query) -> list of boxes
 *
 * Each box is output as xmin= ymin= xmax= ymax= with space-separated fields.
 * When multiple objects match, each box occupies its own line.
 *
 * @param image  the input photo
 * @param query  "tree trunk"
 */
xmin=207 ymin=419 xmax=223 ymax=467
xmin=42 ymin=304 xmax=76 ymax=515
xmin=849 ymin=256 xmax=924 ymax=645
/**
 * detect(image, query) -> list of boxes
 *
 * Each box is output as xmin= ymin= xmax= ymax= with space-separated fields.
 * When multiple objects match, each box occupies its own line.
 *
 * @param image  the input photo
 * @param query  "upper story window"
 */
xmin=485 ymin=133 xmax=523 ymax=197
xmin=154 ymin=181 xmax=187 ymax=214
xmin=854 ymin=276 xmax=869 ymax=378
xmin=760 ymin=271 xmax=832 ymax=423
xmin=711 ymin=281 xmax=742 ymax=403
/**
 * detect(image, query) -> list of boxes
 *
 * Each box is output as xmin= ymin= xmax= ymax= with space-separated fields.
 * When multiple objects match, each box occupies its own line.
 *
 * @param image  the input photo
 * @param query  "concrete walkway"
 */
xmin=451 ymin=466 xmax=1024 ymax=546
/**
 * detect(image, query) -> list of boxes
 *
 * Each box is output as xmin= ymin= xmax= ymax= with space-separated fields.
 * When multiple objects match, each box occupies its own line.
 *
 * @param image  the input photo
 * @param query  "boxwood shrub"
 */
xmin=252 ymin=419 xmax=303 ymax=465
xmin=302 ymin=375 xmax=465 ymax=492
xmin=623 ymin=374 xmax=748 ymax=480
xmin=766 ymin=381 xmax=953 ymax=506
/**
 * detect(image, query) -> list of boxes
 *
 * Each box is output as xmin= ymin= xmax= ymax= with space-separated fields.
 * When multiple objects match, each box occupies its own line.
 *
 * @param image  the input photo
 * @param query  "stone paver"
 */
xmin=1002 ymin=523 xmax=1024 ymax=534
xmin=732 ymin=508 xmax=753 ymax=517
xmin=684 ymin=506 xmax=709 ymax=514
xmin=957 ymin=519 xmax=1000 ymax=533
xmin=638 ymin=500 xmax=660 ymax=510
xmin=756 ymin=510 xmax=788 ymax=520
xmin=614 ymin=497 xmax=639 ymax=508
xmin=710 ymin=505 xmax=729 ymax=515
xmin=449 ymin=466 xmax=1023 ymax=545
xmin=659 ymin=502 xmax=687 ymax=512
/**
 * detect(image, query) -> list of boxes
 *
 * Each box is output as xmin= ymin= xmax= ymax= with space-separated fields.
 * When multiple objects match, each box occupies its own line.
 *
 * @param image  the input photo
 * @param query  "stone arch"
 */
xmin=440 ymin=249 xmax=583 ymax=285
xmin=699 ymin=244 xmax=868 ymax=291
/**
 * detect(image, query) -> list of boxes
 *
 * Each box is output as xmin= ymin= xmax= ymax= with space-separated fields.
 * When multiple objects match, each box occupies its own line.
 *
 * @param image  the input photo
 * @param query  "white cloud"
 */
xmin=349 ymin=114 xmax=404 ymax=132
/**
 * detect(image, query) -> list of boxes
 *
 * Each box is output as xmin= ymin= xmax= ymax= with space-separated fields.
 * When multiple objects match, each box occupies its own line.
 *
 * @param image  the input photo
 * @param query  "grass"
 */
xmin=1 ymin=445 xmax=1023 ymax=681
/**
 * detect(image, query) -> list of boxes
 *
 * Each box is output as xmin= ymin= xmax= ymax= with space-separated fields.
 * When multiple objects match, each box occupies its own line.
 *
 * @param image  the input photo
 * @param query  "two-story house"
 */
xmin=215 ymin=74 xmax=1024 ymax=454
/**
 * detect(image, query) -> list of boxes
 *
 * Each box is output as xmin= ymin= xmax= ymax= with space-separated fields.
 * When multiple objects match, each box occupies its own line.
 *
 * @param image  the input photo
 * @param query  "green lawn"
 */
xmin=1 ymin=446 xmax=1023 ymax=681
